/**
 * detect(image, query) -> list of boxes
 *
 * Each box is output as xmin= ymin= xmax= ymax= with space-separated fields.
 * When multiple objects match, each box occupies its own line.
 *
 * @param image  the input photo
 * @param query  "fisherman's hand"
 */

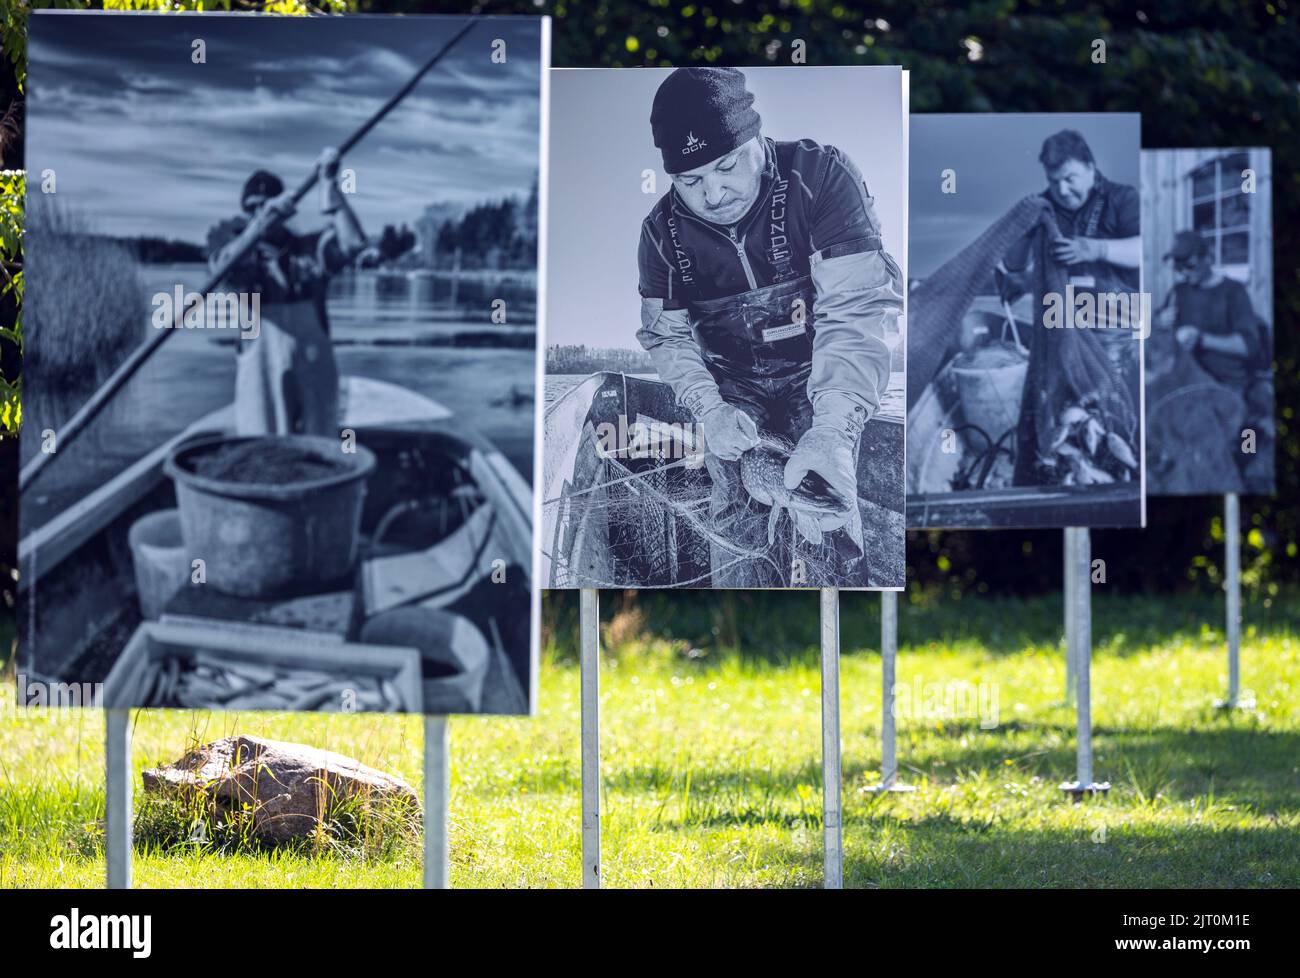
xmin=700 ymin=402 xmax=760 ymax=461
xmin=785 ymin=428 xmax=856 ymax=535
xmin=995 ymin=264 xmax=1029 ymax=304
xmin=1175 ymin=326 xmax=1200 ymax=351
xmin=1052 ymin=236 xmax=1107 ymax=265
xmin=317 ymin=147 xmax=341 ymax=181
xmin=255 ymin=190 xmax=297 ymax=226
xmin=1156 ymin=305 xmax=1178 ymax=329
xmin=785 ymin=393 xmax=867 ymax=534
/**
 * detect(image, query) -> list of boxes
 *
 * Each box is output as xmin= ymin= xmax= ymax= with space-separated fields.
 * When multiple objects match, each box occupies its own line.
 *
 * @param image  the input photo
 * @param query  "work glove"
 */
xmin=784 ymin=393 xmax=867 ymax=558
xmin=994 ymin=263 xmax=1031 ymax=305
xmin=1051 ymin=236 xmax=1107 ymax=266
xmin=699 ymin=400 xmax=761 ymax=461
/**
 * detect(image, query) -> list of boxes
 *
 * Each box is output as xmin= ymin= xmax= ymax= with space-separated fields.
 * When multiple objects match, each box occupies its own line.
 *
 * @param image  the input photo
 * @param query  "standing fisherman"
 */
xmin=998 ymin=129 xmax=1142 ymax=308
xmin=209 ymin=147 xmax=367 ymax=436
xmin=635 ymin=68 xmax=903 ymax=585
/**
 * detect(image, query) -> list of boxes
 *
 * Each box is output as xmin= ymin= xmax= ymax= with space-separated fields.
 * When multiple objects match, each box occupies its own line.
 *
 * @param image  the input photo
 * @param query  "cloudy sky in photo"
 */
xmin=25 ymin=11 xmax=543 ymax=242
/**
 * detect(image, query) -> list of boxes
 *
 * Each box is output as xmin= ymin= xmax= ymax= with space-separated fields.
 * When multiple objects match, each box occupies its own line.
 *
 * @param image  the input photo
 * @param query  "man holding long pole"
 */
xmin=208 ymin=149 xmax=367 ymax=436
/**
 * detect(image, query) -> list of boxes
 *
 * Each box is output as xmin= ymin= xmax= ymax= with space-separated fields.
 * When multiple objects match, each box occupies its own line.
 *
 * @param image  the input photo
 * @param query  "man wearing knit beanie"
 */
xmin=636 ymin=67 xmax=903 ymax=586
xmin=208 ymin=146 xmax=368 ymax=436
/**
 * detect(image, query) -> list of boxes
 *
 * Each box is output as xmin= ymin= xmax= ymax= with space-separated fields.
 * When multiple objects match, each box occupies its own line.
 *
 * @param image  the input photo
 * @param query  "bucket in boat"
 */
xmin=950 ymin=342 xmax=1029 ymax=445
xmin=128 ymin=509 xmax=188 ymax=620
xmin=164 ymin=434 xmax=376 ymax=598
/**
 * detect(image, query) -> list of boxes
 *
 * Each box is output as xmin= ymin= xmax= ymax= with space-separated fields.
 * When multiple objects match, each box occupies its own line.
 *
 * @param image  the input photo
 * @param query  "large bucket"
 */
xmin=164 ymin=435 xmax=376 ymax=598
xmin=951 ymin=342 xmax=1028 ymax=444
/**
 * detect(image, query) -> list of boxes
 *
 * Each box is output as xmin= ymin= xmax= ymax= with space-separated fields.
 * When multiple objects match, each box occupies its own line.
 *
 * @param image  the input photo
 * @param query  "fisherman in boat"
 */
xmin=208 ymin=147 xmax=367 ymax=436
xmin=635 ymin=67 xmax=902 ymax=585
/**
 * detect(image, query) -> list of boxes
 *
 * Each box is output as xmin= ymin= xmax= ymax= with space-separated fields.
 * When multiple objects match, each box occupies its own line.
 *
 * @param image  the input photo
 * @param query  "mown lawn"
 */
xmin=1 ymin=592 xmax=1297 ymax=888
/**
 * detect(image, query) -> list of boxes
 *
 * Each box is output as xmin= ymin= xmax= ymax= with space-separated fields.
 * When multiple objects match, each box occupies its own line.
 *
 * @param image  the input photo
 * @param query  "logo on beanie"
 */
xmin=682 ymin=131 xmax=708 ymax=156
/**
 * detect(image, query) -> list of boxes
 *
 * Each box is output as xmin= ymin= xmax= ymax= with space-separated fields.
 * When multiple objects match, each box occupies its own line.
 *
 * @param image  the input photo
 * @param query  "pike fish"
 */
xmin=740 ymin=437 xmax=850 ymax=546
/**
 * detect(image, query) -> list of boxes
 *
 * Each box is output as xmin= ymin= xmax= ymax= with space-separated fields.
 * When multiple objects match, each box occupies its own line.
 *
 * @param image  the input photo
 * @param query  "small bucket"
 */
xmin=128 ymin=509 xmax=188 ymax=620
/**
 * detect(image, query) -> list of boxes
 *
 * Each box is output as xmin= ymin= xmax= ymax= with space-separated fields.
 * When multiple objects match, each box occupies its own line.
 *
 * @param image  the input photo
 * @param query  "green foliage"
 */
xmin=0 ymin=168 xmax=21 ymax=431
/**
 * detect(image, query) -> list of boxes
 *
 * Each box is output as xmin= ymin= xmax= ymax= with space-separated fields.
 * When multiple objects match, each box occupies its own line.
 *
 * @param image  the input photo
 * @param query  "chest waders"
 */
xmin=235 ymin=299 xmax=339 ymax=438
xmin=1053 ymin=181 xmax=1140 ymax=410
xmin=667 ymin=173 xmax=859 ymax=586
xmin=232 ymin=237 xmax=340 ymax=438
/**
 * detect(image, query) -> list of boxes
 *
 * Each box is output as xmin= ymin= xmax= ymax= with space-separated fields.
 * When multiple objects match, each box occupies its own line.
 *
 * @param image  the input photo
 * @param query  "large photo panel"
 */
xmin=908 ymin=113 xmax=1146 ymax=529
xmin=1141 ymin=148 xmax=1275 ymax=496
xmin=19 ymin=11 xmax=548 ymax=715
xmin=545 ymin=66 xmax=907 ymax=589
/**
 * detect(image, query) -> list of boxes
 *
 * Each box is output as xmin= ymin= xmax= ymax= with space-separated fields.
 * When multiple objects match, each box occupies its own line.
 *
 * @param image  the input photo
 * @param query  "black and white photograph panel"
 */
xmin=545 ymin=66 xmax=907 ymax=590
xmin=1142 ymin=148 xmax=1274 ymax=497
xmin=18 ymin=11 xmax=548 ymax=715
xmin=908 ymin=113 xmax=1145 ymax=530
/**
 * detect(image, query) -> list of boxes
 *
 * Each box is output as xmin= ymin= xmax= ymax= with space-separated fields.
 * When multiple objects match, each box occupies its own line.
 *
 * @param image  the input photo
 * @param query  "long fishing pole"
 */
xmin=20 ymin=17 xmax=479 ymax=493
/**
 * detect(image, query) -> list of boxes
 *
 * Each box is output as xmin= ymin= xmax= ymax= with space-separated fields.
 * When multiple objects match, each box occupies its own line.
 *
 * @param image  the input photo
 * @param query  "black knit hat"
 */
xmin=241 ymin=170 xmax=284 ymax=210
xmin=651 ymin=68 xmax=762 ymax=174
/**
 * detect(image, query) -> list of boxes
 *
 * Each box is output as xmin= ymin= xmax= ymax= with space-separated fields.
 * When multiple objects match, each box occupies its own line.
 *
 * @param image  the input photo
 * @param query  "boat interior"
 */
xmin=543 ymin=372 xmax=905 ymax=588
xmin=20 ymin=423 xmax=531 ymax=714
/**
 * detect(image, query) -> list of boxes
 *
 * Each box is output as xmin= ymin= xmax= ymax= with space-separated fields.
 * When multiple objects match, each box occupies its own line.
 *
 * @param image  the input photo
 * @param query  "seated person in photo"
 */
xmin=1157 ymin=230 xmax=1272 ymax=487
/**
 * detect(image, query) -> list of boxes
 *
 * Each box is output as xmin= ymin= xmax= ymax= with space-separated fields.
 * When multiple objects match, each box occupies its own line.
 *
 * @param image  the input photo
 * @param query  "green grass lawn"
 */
xmin=2 ymin=592 xmax=1297 ymax=888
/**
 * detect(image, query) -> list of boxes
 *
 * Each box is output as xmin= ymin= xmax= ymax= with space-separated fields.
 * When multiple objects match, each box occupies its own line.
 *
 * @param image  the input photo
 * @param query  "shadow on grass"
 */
xmin=837 ymin=821 xmax=1298 ymax=888
xmin=547 ymin=588 xmax=1300 ymax=664
xmin=596 ymin=720 xmax=1300 ymax=837
xmin=853 ymin=721 xmax=1300 ymax=812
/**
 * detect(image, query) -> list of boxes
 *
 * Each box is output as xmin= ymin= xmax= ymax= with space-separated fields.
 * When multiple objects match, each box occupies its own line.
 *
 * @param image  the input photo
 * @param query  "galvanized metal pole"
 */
xmin=423 ymin=715 xmax=449 ymax=888
xmin=880 ymin=590 xmax=899 ymax=787
xmin=819 ymin=588 xmax=843 ymax=889
xmin=104 ymin=708 xmax=131 ymax=889
xmin=1074 ymin=529 xmax=1093 ymax=787
xmin=863 ymin=590 xmax=918 ymax=795
xmin=1064 ymin=528 xmax=1077 ymax=704
xmin=1225 ymin=493 xmax=1241 ymax=706
xmin=580 ymin=588 xmax=601 ymax=889
xmin=1060 ymin=528 xmax=1107 ymax=798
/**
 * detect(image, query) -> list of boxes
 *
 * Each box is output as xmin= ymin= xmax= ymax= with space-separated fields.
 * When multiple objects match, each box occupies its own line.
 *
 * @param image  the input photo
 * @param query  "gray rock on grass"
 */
xmin=142 ymin=735 xmax=420 ymax=844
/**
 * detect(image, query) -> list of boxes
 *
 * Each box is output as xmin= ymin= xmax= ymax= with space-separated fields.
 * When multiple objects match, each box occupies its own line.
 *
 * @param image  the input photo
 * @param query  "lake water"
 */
xmin=25 ymin=264 xmax=538 ymax=519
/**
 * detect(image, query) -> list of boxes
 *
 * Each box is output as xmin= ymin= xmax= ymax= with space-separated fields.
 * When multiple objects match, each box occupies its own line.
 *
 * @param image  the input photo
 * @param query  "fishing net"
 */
xmin=545 ymin=436 xmax=856 ymax=588
xmin=909 ymin=194 xmax=1140 ymax=489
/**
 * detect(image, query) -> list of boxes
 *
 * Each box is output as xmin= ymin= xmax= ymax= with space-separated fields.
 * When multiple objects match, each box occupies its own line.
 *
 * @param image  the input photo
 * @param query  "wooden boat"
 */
xmin=18 ymin=376 xmax=533 ymax=714
xmin=542 ymin=371 xmax=905 ymax=588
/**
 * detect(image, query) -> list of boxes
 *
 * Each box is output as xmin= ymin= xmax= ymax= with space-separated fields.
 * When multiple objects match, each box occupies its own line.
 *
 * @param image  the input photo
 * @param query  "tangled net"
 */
xmin=546 ymin=445 xmax=854 ymax=589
